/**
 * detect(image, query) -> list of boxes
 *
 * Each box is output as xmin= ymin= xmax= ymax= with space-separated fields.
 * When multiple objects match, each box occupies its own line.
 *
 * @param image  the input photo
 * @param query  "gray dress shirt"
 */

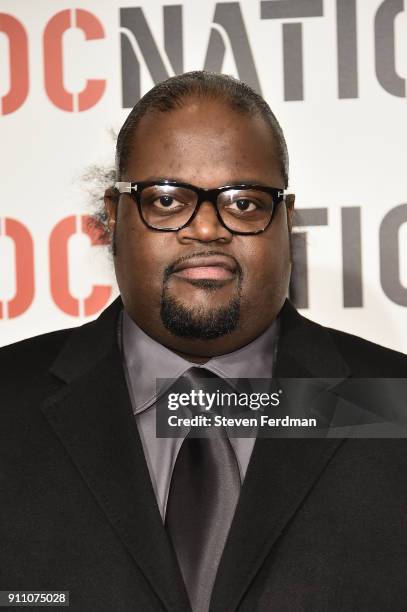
xmin=119 ymin=310 xmax=279 ymax=520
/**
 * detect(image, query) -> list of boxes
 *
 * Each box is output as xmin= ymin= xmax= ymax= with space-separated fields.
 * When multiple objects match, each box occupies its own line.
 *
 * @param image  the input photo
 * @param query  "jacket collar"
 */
xmin=49 ymin=296 xmax=124 ymax=384
xmin=275 ymin=299 xmax=350 ymax=379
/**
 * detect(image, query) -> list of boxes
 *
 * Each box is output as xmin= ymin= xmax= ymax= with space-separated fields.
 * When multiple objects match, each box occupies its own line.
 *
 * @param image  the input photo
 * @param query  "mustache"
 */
xmin=163 ymin=250 xmax=243 ymax=282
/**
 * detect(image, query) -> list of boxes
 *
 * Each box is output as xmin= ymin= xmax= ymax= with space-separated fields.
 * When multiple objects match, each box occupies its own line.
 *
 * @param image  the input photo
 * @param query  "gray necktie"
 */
xmin=165 ymin=367 xmax=241 ymax=612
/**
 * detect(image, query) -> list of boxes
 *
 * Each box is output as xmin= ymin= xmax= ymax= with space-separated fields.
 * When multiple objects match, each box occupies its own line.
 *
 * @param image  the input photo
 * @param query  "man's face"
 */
xmin=105 ymin=98 xmax=294 ymax=361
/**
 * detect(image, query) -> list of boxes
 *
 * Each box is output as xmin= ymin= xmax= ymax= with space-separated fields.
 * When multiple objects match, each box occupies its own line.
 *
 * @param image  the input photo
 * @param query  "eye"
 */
xmin=152 ymin=194 xmax=186 ymax=210
xmin=155 ymin=195 xmax=177 ymax=208
xmin=227 ymin=198 xmax=258 ymax=212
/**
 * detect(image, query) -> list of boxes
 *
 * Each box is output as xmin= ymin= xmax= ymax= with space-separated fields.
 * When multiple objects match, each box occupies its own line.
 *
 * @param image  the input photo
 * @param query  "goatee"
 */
xmin=160 ymin=278 xmax=241 ymax=340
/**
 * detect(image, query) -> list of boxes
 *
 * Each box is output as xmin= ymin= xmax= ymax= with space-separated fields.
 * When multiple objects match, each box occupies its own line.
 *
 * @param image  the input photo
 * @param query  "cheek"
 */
xmin=115 ymin=206 xmax=177 ymax=293
xmin=239 ymin=229 xmax=290 ymax=296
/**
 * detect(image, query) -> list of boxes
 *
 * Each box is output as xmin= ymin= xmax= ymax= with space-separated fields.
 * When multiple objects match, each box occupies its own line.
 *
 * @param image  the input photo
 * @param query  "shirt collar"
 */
xmin=120 ymin=309 xmax=279 ymax=415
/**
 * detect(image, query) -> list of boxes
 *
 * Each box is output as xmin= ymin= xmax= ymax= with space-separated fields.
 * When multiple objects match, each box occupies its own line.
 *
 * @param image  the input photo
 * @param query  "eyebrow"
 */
xmin=130 ymin=176 xmax=275 ymax=187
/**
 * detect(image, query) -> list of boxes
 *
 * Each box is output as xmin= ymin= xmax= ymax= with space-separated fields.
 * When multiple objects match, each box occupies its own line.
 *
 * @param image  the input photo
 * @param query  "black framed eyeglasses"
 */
xmin=114 ymin=179 xmax=291 ymax=235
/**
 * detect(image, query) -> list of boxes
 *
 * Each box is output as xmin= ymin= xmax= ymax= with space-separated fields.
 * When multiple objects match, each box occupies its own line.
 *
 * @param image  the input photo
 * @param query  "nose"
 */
xmin=177 ymin=200 xmax=232 ymax=244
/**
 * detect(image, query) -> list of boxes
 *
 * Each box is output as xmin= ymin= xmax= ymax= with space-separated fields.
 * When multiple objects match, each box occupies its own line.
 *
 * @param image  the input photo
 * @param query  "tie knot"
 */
xmin=183 ymin=366 xmax=219 ymax=382
xmin=185 ymin=366 xmax=219 ymax=376
xmin=178 ymin=368 xmax=221 ymax=417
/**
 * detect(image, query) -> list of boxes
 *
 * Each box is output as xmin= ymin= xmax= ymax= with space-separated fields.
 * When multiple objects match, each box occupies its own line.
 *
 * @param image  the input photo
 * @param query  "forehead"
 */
xmin=123 ymin=99 xmax=283 ymax=187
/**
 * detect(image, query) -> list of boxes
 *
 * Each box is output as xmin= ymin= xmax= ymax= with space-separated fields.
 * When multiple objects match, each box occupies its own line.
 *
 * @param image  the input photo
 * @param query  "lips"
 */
xmin=171 ymin=255 xmax=238 ymax=281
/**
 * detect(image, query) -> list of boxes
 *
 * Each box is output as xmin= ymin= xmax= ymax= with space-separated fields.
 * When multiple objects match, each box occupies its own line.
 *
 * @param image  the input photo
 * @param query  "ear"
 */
xmin=104 ymin=187 xmax=119 ymax=233
xmin=285 ymin=193 xmax=295 ymax=232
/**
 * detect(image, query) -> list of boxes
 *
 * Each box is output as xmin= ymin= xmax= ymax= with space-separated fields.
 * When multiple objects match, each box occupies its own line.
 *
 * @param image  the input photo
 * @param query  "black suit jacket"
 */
xmin=1 ymin=298 xmax=406 ymax=611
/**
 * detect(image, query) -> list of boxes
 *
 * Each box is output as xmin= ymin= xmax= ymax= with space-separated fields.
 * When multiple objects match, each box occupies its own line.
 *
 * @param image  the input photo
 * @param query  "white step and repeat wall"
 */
xmin=0 ymin=0 xmax=406 ymax=351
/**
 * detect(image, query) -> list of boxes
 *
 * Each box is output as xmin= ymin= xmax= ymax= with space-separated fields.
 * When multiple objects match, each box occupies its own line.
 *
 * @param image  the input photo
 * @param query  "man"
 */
xmin=1 ymin=71 xmax=406 ymax=612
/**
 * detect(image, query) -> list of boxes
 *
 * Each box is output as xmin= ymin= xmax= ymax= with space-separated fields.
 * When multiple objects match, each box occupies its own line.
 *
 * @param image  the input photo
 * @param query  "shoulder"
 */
xmin=0 ymin=298 xmax=123 ymax=378
xmin=325 ymin=325 xmax=407 ymax=376
xmin=0 ymin=328 xmax=72 ymax=375
xmin=0 ymin=327 xmax=78 ymax=404
xmin=0 ymin=299 xmax=122 ymax=405
xmin=281 ymin=301 xmax=406 ymax=377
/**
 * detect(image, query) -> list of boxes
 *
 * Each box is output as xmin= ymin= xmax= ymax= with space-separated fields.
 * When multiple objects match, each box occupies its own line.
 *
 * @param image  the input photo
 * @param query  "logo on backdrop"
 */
xmin=0 ymin=1 xmax=406 ymax=114
xmin=0 ymin=216 xmax=111 ymax=319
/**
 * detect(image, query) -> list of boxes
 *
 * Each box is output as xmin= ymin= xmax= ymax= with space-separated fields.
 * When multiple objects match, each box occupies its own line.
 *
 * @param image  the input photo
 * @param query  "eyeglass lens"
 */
xmin=139 ymin=185 xmax=275 ymax=232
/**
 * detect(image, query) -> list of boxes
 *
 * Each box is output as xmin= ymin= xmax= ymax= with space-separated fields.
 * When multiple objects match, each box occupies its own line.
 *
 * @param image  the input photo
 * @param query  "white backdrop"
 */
xmin=1 ymin=0 xmax=406 ymax=351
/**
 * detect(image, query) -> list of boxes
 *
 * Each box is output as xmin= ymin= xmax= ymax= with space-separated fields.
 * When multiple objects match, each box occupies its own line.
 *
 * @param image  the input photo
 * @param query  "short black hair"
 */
xmin=116 ymin=70 xmax=289 ymax=187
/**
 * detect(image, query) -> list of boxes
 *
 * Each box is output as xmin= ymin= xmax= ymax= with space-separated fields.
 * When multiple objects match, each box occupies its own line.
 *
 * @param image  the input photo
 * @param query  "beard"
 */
xmin=160 ymin=277 xmax=242 ymax=340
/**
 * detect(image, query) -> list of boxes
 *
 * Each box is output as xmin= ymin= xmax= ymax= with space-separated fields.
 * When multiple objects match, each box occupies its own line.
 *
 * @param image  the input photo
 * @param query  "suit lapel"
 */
xmin=210 ymin=301 xmax=351 ymax=612
xmin=41 ymin=299 xmax=191 ymax=612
